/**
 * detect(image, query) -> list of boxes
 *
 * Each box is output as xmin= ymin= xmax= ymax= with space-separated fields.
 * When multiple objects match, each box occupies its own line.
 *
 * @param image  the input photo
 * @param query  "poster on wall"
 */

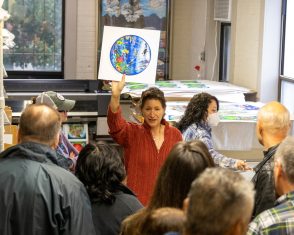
xmin=98 ymin=0 xmax=170 ymax=85
xmin=63 ymin=124 xmax=88 ymax=152
xmin=98 ymin=26 xmax=160 ymax=84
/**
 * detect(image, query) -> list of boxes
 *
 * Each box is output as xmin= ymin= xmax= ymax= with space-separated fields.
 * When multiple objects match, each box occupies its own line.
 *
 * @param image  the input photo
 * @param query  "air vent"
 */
xmin=214 ymin=0 xmax=231 ymax=22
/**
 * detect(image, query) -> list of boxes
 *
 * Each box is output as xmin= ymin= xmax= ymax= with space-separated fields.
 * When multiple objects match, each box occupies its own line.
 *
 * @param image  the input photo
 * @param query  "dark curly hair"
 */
xmin=139 ymin=87 xmax=166 ymax=109
xmin=75 ymin=142 xmax=126 ymax=204
xmin=176 ymin=92 xmax=219 ymax=132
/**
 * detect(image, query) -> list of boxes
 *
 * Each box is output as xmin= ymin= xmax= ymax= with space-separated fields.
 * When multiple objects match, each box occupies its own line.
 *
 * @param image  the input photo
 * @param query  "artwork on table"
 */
xmin=123 ymin=80 xmax=209 ymax=93
xmin=163 ymin=101 xmax=263 ymax=123
xmin=98 ymin=26 xmax=160 ymax=84
xmin=218 ymin=102 xmax=263 ymax=122
xmin=98 ymin=0 xmax=171 ymax=87
xmin=62 ymin=124 xmax=88 ymax=151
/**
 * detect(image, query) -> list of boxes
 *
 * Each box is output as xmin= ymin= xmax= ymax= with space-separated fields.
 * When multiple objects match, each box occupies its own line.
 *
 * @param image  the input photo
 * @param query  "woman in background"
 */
xmin=120 ymin=140 xmax=215 ymax=235
xmin=108 ymin=75 xmax=182 ymax=205
xmin=76 ymin=142 xmax=143 ymax=235
xmin=176 ymin=92 xmax=248 ymax=170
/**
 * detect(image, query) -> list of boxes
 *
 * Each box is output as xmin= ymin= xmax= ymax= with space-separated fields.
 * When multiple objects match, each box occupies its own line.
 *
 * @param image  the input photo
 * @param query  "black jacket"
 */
xmin=252 ymin=144 xmax=279 ymax=218
xmin=0 ymin=142 xmax=96 ymax=235
xmin=92 ymin=184 xmax=143 ymax=235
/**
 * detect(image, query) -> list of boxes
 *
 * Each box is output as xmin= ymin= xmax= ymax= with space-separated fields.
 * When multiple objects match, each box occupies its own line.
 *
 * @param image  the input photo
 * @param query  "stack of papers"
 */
xmin=123 ymin=80 xmax=251 ymax=103
xmin=165 ymin=101 xmax=264 ymax=123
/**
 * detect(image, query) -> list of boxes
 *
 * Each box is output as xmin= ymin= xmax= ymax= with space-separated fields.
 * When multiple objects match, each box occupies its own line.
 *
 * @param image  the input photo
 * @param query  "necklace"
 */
xmin=152 ymin=125 xmax=163 ymax=149
xmin=152 ymin=125 xmax=162 ymax=139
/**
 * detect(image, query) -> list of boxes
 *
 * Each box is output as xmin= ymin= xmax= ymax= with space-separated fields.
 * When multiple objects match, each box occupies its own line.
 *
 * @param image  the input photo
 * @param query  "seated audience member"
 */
xmin=248 ymin=137 xmax=294 ymax=235
xmin=184 ymin=168 xmax=255 ymax=235
xmin=0 ymin=104 xmax=95 ymax=235
xmin=120 ymin=140 xmax=215 ymax=235
xmin=34 ymin=91 xmax=79 ymax=171
xmin=140 ymin=207 xmax=185 ymax=235
xmin=176 ymin=92 xmax=248 ymax=170
xmin=75 ymin=142 xmax=143 ymax=235
xmin=252 ymin=101 xmax=290 ymax=217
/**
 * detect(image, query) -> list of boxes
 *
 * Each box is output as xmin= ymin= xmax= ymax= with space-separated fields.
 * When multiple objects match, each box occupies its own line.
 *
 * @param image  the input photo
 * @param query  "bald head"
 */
xmin=256 ymin=101 xmax=290 ymax=148
xmin=258 ymin=101 xmax=290 ymax=133
xmin=19 ymin=104 xmax=61 ymax=146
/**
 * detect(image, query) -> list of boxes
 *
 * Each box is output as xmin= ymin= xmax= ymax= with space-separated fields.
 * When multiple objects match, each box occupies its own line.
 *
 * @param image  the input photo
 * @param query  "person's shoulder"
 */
xmin=115 ymin=192 xmax=143 ymax=212
xmin=42 ymin=163 xmax=85 ymax=190
xmin=251 ymin=203 xmax=289 ymax=231
xmin=168 ymin=124 xmax=181 ymax=134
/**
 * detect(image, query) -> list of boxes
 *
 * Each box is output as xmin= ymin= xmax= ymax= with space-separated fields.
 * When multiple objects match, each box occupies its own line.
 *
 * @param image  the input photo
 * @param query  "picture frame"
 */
xmin=97 ymin=0 xmax=171 ymax=89
xmin=62 ymin=124 xmax=88 ymax=152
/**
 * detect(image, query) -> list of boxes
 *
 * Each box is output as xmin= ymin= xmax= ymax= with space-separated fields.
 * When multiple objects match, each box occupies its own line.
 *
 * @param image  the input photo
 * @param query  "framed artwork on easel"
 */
xmin=97 ymin=0 xmax=171 ymax=89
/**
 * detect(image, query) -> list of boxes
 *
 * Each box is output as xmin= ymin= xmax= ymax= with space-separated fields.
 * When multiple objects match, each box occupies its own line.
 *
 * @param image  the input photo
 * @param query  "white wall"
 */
xmin=64 ymin=0 xmax=97 ymax=80
xmin=169 ymin=0 xmax=208 ymax=80
xmin=230 ymin=0 xmax=264 ymax=91
xmin=258 ymin=0 xmax=282 ymax=102
xmin=64 ymin=0 xmax=77 ymax=79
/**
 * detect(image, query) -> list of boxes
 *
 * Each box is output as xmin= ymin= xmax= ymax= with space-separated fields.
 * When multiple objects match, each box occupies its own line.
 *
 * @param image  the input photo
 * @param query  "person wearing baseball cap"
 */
xmin=34 ymin=91 xmax=79 ymax=172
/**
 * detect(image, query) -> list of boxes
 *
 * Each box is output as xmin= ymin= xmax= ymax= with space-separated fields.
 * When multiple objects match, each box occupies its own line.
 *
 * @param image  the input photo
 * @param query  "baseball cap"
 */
xmin=35 ymin=91 xmax=76 ymax=112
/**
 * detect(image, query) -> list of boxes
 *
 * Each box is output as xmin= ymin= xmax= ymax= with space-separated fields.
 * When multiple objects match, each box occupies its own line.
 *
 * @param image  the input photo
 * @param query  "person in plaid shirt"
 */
xmin=248 ymin=136 xmax=294 ymax=235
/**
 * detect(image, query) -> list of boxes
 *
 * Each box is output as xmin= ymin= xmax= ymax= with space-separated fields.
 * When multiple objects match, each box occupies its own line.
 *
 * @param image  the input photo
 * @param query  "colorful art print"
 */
xmin=98 ymin=26 xmax=160 ymax=84
xmin=179 ymin=80 xmax=208 ymax=88
xmin=219 ymin=115 xmax=257 ymax=122
xmin=71 ymin=142 xmax=87 ymax=152
xmin=63 ymin=124 xmax=88 ymax=140
xmin=125 ymin=82 xmax=148 ymax=90
xmin=241 ymin=104 xmax=260 ymax=111
xmin=98 ymin=0 xmax=170 ymax=84
xmin=156 ymin=81 xmax=178 ymax=88
xmin=110 ymin=35 xmax=151 ymax=75
xmin=101 ymin=0 xmax=168 ymax=30
xmin=220 ymin=103 xmax=261 ymax=112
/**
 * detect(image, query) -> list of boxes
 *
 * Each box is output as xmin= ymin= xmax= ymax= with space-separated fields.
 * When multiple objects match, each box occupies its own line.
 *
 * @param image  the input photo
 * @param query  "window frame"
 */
xmin=3 ymin=0 xmax=65 ymax=79
xmin=219 ymin=22 xmax=231 ymax=82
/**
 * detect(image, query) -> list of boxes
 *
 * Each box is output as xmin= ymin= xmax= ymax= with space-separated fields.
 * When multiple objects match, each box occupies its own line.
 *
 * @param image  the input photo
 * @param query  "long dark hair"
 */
xmin=148 ymin=140 xmax=215 ymax=210
xmin=120 ymin=140 xmax=215 ymax=235
xmin=75 ymin=142 xmax=126 ymax=204
xmin=176 ymin=93 xmax=219 ymax=132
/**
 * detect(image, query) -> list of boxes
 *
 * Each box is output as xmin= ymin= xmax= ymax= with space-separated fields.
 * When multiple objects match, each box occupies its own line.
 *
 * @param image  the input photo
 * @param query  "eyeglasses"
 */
xmin=58 ymin=110 xmax=67 ymax=113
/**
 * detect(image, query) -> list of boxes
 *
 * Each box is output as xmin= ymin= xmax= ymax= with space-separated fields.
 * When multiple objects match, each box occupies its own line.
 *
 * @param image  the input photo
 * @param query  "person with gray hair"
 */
xmin=252 ymin=101 xmax=291 ymax=217
xmin=0 ymin=104 xmax=95 ymax=235
xmin=184 ymin=168 xmax=255 ymax=235
xmin=248 ymin=136 xmax=294 ymax=235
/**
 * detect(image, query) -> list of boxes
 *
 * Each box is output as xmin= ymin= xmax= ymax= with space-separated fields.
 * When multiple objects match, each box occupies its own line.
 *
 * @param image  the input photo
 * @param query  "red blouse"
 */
xmin=107 ymin=106 xmax=183 ymax=205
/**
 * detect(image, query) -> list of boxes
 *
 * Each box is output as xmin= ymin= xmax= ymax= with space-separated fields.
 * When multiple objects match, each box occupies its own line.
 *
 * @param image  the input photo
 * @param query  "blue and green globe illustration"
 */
xmin=110 ymin=35 xmax=151 ymax=75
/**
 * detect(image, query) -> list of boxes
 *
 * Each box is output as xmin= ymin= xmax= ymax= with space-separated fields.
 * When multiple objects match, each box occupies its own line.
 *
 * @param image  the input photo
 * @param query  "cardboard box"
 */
xmin=4 ymin=106 xmax=12 ymax=124
xmin=4 ymin=125 xmax=18 ymax=150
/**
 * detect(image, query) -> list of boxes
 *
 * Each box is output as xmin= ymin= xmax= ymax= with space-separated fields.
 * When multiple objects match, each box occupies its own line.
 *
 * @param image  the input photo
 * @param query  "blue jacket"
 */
xmin=0 ymin=142 xmax=95 ymax=235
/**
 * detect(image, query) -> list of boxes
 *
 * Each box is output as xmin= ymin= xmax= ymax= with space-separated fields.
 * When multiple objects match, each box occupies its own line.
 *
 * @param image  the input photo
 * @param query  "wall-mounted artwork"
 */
xmin=98 ymin=26 xmax=160 ymax=84
xmin=98 ymin=0 xmax=171 ymax=86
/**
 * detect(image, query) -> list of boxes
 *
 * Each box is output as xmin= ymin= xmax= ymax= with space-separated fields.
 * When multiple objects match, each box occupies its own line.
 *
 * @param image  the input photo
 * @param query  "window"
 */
xmin=3 ymin=0 xmax=63 ymax=75
xmin=219 ymin=23 xmax=231 ymax=82
xmin=282 ymin=0 xmax=294 ymax=78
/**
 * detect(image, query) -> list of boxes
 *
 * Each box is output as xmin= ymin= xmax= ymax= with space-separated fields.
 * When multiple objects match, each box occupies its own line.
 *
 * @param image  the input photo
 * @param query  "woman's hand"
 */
xmin=236 ymin=160 xmax=251 ymax=171
xmin=110 ymin=74 xmax=126 ymax=112
xmin=111 ymin=74 xmax=126 ymax=98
